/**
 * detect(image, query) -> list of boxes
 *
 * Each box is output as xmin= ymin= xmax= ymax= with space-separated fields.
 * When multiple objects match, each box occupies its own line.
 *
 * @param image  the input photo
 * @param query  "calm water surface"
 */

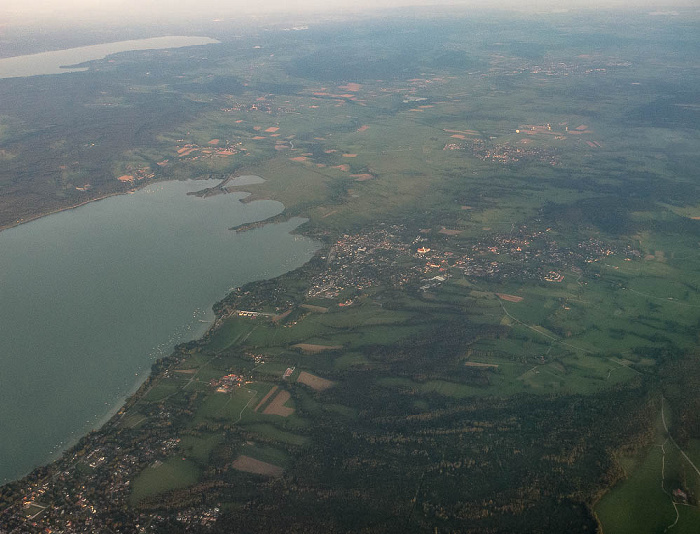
xmin=0 ymin=179 xmax=319 ymax=484
xmin=0 ymin=36 xmax=219 ymax=79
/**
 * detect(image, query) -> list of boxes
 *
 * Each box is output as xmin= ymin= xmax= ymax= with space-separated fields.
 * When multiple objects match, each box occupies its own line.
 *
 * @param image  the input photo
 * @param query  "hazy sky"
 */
xmin=3 ymin=0 xmax=695 ymax=23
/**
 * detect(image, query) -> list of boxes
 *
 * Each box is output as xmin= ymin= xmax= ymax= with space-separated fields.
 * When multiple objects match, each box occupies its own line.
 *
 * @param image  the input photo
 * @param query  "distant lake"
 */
xmin=0 ymin=36 xmax=219 ymax=79
xmin=0 ymin=179 xmax=319 ymax=484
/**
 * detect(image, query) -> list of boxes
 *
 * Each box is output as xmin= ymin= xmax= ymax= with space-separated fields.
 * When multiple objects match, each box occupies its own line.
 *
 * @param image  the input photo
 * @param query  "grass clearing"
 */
xmin=130 ymin=458 xmax=200 ymax=504
xmin=595 ymin=446 xmax=675 ymax=534
xmin=194 ymin=388 xmax=257 ymax=424
xmin=244 ymin=424 xmax=308 ymax=446
xmin=178 ymin=434 xmax=222 ymax=464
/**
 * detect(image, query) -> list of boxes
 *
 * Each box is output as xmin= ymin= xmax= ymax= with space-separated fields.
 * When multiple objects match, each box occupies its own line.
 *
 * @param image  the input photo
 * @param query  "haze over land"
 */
xmin=0 ymin=3 xmax=699 ymax=533
xmin=2 ymin=0 xmax=697 ymax=24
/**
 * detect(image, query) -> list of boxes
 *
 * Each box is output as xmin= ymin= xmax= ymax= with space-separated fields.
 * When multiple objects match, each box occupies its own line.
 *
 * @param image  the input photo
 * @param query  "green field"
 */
xmin=596 ymin=403 xmax=700 ymax=533
xmin=130 ymin=458 xmax=200 ymax=504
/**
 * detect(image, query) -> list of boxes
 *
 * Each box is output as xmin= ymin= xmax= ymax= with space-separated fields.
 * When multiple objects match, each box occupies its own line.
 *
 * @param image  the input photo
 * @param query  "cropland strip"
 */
xmin=262 ymin=390 xmax=295 ymax=417
xmin=300 ymin=304 xmax=329 ymax=313
xmin=293 ymin=343 xmax=343 ymax=353
xmin=297 ymin=371 xmax=335 ymax=391
xmin=496 ymin=293 xmax=524 ymax=302
xmin=254 ymin=385 xmax=279 ymax=412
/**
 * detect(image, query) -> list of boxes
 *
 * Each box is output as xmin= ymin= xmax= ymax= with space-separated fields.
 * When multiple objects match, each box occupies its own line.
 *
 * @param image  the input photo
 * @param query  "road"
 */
xmin=661 ymin=397 xmax=700 ymax=479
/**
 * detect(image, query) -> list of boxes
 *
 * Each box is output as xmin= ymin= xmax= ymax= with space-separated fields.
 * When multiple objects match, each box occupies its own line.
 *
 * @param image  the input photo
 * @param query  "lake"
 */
xmin=0 ymin=36 xmax=219 ymax=79
xmin=0 ymin=179 xmax=320 ymax=484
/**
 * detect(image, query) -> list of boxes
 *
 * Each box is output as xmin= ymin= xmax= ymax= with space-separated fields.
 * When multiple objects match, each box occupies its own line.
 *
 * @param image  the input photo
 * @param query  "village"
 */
xmin=303 ymin=223 xmax=633 ymax=300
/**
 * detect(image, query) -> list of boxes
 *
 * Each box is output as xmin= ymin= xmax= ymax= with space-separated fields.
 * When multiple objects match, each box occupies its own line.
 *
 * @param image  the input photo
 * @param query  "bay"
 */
xmin=0 ymin=179 xmax=319 ymax=484
xmin=0 ymin=36 xmax=219 ymax=79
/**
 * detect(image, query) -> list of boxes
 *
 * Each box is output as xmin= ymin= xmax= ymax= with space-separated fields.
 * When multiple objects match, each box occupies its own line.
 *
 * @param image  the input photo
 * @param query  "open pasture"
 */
xmin=129 ymin=458 xmax=200 ymax=504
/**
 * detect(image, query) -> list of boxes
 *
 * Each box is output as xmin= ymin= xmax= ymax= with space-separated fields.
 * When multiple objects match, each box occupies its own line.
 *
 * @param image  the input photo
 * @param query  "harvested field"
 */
xmin=332 ymin=164 xmax=350 ymax=172
xmin=254 ymin=385 xmax=278 ymax=412
xmin=173 ymin=369 xmax=197 ymax=374
xmin=231 ymin=455 xmax=284 ymax=477
xmin=264 ymin=127 xmax=280 ymax=133
xmin=290 ymin=156 xmax=308 ymax=162
xmin=357 ymin=125 xmax=370 ymax=132
xmin=496 ymin=293 xmax=524 ymax=302
xmin=339 ymin=82 xmax=362 ymax=91
xmin=464 ymin=362 xmax=499 ymax=368
xmin=293 ymin=343 xmax=343 ymax=353
xmin=439 ymin=228 xmax=461 ymax=236
xmin=252 ymin=136 xmax=266 ymax=140
xmin=352 ymin=174 xmax=373 ymax=181
xmin=342 ymin=153 xmax=358 ymax=158
xmin=451 ymin=134 xmax=466 ymax=139
xmin=444 ymin=128 xmax=479 ymax=136
xmin=301 ymin=304 xmax=329 ymax=313
xmin=208 ymin=139 xmax=220 ymax=145
xmin=117 ymin=175 xmax=135 ymax=182
xmin=297 ymin=371 xmax=335 ymax=391
xmin=263 ymin=390 xmax=295 ymax=417
xmin=273 ymin=309 xmax=293 ymax=322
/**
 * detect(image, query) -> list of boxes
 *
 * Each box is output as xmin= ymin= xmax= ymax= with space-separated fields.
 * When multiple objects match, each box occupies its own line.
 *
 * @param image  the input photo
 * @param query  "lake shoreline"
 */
xmin=0 ymin=36 xmax=220 ymax=79
xmin=0 ymin=173 xmax=275 ymax=234
xmin=0 ymin=234 xmax=319 ymax=489
xmin=0 ymin=188 xmax=137 ymax=233
xmin=0 ymin=177 xmax=319 ymax=485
